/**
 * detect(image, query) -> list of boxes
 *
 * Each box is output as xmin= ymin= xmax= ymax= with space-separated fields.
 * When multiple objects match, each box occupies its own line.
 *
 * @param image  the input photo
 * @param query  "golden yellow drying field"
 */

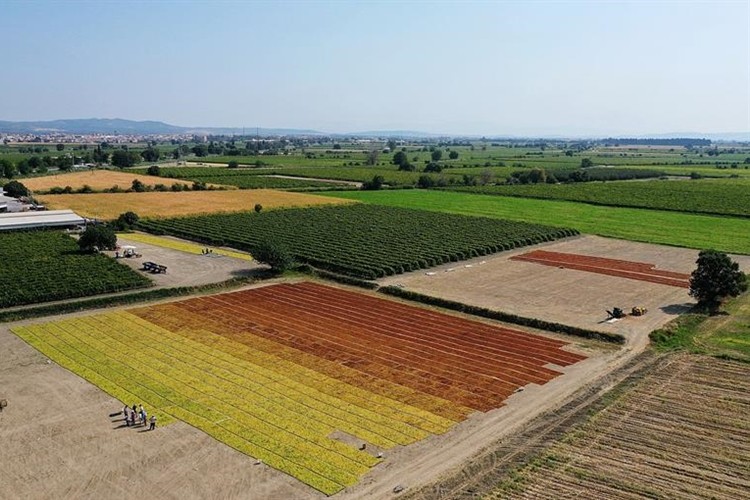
xmin=23 ymin=170 xmax=201 ymax=192
xmin=37 ymin=189 xmax=355 ymax=219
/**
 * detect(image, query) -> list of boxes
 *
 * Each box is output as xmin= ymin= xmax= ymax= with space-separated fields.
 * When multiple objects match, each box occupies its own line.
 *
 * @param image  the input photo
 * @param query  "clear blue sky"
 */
xmin=1 ymin=0 xmax=748 ymax=136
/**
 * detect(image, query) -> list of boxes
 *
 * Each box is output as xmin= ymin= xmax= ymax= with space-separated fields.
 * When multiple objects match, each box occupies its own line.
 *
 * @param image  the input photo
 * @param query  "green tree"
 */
xmin=111 ymin=149 xmax=139 ymax=168
xmin=362 ymin=175 xmax=384 ymax=190
xmin=191 ymin=145 xmax=209 ymax=157
xmin=141 ymin=147 xmax=160 ymax=162
xmin=228 ymin=160 xmax=239 ymax=169
xmin=131 ymin=179 xmax=147 ymax=192
xmin=3 ymin=180 xmax=30 ymax=197
xmin=580 ymin=158 xmax=593 ymax=168
xmin=1 ymin=159 xmax=16 ymax=178
xmin=253 ymin=240 xmax=293 ymax=273
xmin=78 ymin=225 xmax=117 ymax=253
xmin=392 ymin=151 xmax=414 ymax=171
xmin=113 ymin=211 xmax=140 ymax=230
xmin=689 ymin=250 xmax=748 ymax=313
xmin=147 ymin=165 xmax=161 ymax=176
xmin=254 ymin=203 xmax=263 ymax=213
xmin=365 ymin=149 xmax=380 ymax=166
xmin=56 ymin=143 xmax=65 ymax=151
xmin=387 ymin=139 xmax=397 ymax=152
xmin=431 ymin=149 xmax=443 ymax=162
xmin=17 ymin=159 xmax=31 ymax=175
xmin=28 ymin=156 xmax=42 ymax=171
xmin=448 ymin=151 xmax=459 ymax=160
xmin=423 ymin=162 xmax=443 ymax=173
xmin=56 ymin=155 xmax=74 ymax=171
xmin=417 ymin=175 xmax=435 ymax=188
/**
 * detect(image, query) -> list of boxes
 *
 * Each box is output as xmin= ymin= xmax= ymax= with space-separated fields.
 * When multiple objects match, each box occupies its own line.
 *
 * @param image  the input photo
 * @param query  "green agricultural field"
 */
xmin=0 ymin=231 xmax=152 ymax=308
xmin=144 ymin=165 xmax=467 ymax=188
xmin=451 ymin=178 xmax=750 ymax=217
xmin=322 ymin=190 xmax=750 ymax=255
xmin=137 ymin=204 xmax=576 ymax=279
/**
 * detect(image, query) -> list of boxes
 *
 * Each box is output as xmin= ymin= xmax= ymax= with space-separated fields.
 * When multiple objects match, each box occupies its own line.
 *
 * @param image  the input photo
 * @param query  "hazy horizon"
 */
xmin=2 ymin=1 xmax=748 ymax=137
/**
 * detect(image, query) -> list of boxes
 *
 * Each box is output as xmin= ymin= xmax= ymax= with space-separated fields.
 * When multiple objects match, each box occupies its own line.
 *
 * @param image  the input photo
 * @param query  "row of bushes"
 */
xmin=0 ymin=276 xmax=255 ymax=324
xmin=296 ymin=264 xmax=379 ymax=289
xmin=378 ymin=286 xmax=625 ymax=344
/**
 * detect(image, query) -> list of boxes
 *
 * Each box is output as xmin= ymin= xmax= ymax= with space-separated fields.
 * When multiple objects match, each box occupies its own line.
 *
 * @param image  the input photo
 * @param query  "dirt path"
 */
xmin=399 ymin=351 xmax=663 ymax=499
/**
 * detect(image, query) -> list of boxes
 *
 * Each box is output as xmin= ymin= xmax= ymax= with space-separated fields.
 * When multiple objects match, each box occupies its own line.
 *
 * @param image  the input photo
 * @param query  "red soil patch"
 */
xmin=135 ymin=282 xmax=586 ymax=414
xmin=511 ymin=250 xmax=690 ymax=288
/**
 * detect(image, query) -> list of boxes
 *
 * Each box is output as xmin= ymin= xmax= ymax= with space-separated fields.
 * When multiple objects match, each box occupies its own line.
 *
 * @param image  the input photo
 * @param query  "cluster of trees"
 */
xmin=390 ymin=148 xmax=459 ymax=173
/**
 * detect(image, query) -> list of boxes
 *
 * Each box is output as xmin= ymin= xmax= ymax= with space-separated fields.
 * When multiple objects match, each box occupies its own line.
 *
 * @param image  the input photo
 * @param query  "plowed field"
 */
xmin=486 ymin=355 xmax=750 ymax=499
xmin=11 ymin=282 xmax=585 ymax=495
xmin=511 ymin=249 xmax=691 ymax=288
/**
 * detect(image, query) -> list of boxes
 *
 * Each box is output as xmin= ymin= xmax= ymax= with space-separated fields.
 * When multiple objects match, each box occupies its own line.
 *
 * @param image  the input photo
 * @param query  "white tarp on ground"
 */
xmin=0 ymin=210 xmax=85 ymax=231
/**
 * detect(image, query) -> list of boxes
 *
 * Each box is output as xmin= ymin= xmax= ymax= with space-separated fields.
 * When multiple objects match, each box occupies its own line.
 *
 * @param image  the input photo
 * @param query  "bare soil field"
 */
xmin=485 ymin=354 xmax=750 ymax=499
xmin=379 ymin=235 xmax=750 ymax=347
xmin=37 ymin=189 xmax=353 ymax=219
xmin=23 ymin=170 xmax=198 ymax=192
xmin=0 ymin=281 xmax=626 ymax=500
xmin=106 ymin=234 xmax=259 ymax=288
xmin=0 ymin=326 xmax=315 ymax=500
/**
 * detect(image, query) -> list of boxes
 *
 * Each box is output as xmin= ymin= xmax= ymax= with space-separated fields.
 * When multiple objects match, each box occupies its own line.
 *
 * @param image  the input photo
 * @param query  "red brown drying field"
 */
xmin=511 ymin=249 xmax=691 ymax=288
xmin=132 ymin=282 xmax=586 ymax=416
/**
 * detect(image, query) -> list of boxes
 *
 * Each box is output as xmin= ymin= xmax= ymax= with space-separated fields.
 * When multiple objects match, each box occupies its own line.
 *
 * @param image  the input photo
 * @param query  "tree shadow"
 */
xmin=229 ymin=268 xmax=275 ymax=279
xmin=660 ymin=303 xmax=694 ymax=315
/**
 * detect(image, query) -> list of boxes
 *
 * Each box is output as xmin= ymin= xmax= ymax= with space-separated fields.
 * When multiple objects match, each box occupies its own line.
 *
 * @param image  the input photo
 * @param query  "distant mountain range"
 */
xmin=0 ymin=118 xmax=746 ymax=141
xmin=0 ymin=118 xmax=321 ymax=137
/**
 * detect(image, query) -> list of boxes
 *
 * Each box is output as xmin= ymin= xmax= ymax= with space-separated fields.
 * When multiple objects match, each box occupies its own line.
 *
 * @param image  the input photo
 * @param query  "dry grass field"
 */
xmin=23 ymin=170 xmax=199 ymax=192
xmin=37 ymin=189 xmax=355 ymax=219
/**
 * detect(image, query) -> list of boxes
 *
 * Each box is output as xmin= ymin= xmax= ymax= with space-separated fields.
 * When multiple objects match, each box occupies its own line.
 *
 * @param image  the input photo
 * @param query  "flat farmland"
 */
xmin=37 ymin=189 xmax=353 ymax=219
xmin=380 ymin=235 xmax=750 ymax=343
xmin=137 ymin=204 xmax=576 ymax=279
xmin=22 ymin=170 xmax=199 ymax=192
xmin=9 ymin=282 xmax=589 ymax=495
xmin=486 ymin=355 xmax=750 ymax=499
xmin=324 ymin=190 xmax=750 ymax=255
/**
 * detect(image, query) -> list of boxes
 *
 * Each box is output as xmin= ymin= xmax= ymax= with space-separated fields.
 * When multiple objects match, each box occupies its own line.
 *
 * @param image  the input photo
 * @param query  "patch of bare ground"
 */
xmin=479 ymin=354 xmax=750 ymax=500
xmin=0 ymin=323 xmax=318 ymax=500
xmin=379 ymin=235 xmax=750 ymax=348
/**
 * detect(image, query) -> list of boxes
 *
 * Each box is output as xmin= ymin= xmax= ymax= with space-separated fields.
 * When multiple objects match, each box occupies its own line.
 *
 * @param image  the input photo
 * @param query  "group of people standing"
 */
xmin=123 ymin=403 xmax=157 ymax=431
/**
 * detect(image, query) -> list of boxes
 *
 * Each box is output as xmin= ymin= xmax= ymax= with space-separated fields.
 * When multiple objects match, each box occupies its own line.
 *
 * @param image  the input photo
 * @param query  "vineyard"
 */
xmin=137 ymin=204 xmax=577 ymax=279
xmin=11 ymin=282 xmax=586 ymax=494
xmin=0 ymin=231 xmax=151 ymax=308
xmin=486 ymin=355 xmax=750 ymax=499
xmin=135 ymin=167 xmax=352 ymax=189
xmin=151 ymin=165 xmax=458 ymax=188
xmin=511 ymin=250 xmax=691 ymax=288
xmin=325 ymin=190 xmax=750 ymax=255
xmin=451 ymin=178 xmax=750 ymax=217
